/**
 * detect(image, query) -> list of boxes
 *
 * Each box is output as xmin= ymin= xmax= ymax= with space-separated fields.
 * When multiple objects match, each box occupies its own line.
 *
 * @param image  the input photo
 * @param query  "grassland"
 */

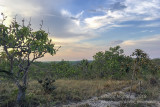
xmin=0 ymin=77 xmax=159 ymax=107
xmin=0 ymin=47 xmax=160 ymax=107
xmin=0 ymin=79 xmax=130 ymax=107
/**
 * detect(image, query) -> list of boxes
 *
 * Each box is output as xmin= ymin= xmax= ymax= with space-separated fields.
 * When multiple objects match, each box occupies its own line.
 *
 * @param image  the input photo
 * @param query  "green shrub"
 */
xmin=38 ymin=78 xmax=56 ymax=93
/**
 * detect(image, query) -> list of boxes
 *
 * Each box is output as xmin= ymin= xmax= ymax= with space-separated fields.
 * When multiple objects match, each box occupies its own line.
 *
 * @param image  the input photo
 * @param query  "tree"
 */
xmin=77 ymin=59 xmax=90 ymax=78
xmin=132 ymin=49 xmax=149 ymax=78
xmin=130 ymin=49 xmax=149 ymax=93
xmin=0 ymin=13 xmax=58 ymax=105
xmin=93 ymin=51 xmax=105 ymax=75
xmin=93 ymin=46 xmax=131 ymax=79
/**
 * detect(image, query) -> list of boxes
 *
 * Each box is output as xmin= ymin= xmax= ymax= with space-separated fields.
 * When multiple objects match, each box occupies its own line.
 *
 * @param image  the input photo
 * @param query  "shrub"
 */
xmin=38 ymin=78 xmax=56 ymax=93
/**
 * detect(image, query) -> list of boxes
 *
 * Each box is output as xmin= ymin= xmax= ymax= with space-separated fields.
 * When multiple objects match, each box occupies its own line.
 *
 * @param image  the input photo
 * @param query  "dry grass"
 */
xmin=1 ymin=79 xmax=159 ymax=106
xmin=54 ymin=79 xmax=129 ymax=101
xmin=125 ymin=80 xmax=160 ymax=100
xmin=140 ymin=81 xmax=160 ymax=100
xmin=0 ymin=79 xmax=130 ymax=106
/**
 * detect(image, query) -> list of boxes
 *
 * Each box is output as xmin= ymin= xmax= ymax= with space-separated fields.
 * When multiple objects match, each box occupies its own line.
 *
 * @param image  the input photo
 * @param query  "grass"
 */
xmin=0 ymin=79 xmax=130 ymax=106
xmin=125 ymin=79 xmax=160 ymax=100
xmin=119 ymin=103 xmax=157 ymax=107
xmin=1 ymin=78 xmax=159 ymax=107
xmin=54 ymin=79 xmax=130 ymax=102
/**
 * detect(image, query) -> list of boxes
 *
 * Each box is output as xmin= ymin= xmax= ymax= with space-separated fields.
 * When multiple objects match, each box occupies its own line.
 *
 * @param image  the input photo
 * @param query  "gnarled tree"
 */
xmin=0 ymin=13 xmax=58 ymax=105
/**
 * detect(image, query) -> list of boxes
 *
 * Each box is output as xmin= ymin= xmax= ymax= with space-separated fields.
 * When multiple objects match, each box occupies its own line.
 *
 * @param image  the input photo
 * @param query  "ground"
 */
xmin=0 ymin=79 xmax=159 ymax=107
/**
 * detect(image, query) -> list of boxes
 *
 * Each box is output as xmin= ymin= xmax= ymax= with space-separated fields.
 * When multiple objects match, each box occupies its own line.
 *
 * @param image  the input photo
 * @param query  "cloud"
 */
xmin=139 ymin=23 xmax=160 ymax=27
xmin=61 ymin=9 xmax=84 ymax=26
xmin=122 ymin=35 xmax=160 ymax=46
xmin=0 ymin=0 xmax=97 ymax=41
xmin=84 ymin=10 xmax=125 ymax=29
xmin=38 ymin=41 xmax=108 ymax=61
xmin=120 ymin=35 xmax=160 ymax=58
xmin=110 ymin=40 xmax=124 ymax=45
xmin=0 ymin=0 xmax=45 ymax=25
xmin=1 ymin=0 xmax=160 ymax=61
xmin=110 ymin=2 xmax=127 ymax=11
xmin=88 ymin=2 xmax=127 ymax=13
xmin=51 ymin=34 xmax=160 ymax=61
xmin=84 ymin=0 xmax=160 ymax=30
xmin=61 ymin=9 xmax=84 ymax=20
xmin=0 ymin=0 xmax=101 ymax=61
xmin=50 ymin=34 xmax=160 ymax=61
xmin=0 ymin=0 xmax=42 ymax=17
xmin=141 ymin=30 xmax=154 ymax=33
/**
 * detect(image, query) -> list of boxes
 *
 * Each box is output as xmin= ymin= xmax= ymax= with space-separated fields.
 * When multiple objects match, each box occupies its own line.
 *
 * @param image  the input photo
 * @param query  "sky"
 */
xmin=0 ymin=0 xmax=160 ymax=61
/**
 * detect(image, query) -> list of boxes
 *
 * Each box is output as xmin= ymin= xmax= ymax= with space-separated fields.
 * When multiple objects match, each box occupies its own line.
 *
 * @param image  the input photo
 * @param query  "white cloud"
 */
xmin=121 ymin=35 xmax=160 ymax=46
xmin=139 ymin=23 xmax=160 ymax=27
xmin=39 ymin=38 xmax=108 ymax=61
xmin=0 ymin=0 xmax=43 ymax=25
xmin=61 ymin=9 xmax=71 ymax=16
xmin=0 ymin=0 xmax=42 ymax=17
xmin=1 ymin=0 xmax=160 ymax=60
xmin=125 ymin=0 xmax=160 ymax=14
xmin=61 ymin=9 xmax=84 ymax=26
xmin=141 ymin=30 xmax=154 ymax=33
xmin=61 ymin=9 xmax=84 ymax=19
xmin=0 ymin=0 xmax=97 ymax=42
xmin=120 ymin=35 xmax=160 ymax=58
xmin=84 ymin=10 xmax=126 ymax=29
xmin=76 ymin=11 xmax=84 ymax=18
xmin=84 ymin=0 xmax=160 ymax=30
xmin=51 ymin=34 xmax=160 ymax=61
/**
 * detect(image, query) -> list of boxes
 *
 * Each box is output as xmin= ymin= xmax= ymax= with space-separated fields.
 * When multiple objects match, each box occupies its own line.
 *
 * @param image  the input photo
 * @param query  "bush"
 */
xmin=38 ymin=78 xmax=56 ymax=93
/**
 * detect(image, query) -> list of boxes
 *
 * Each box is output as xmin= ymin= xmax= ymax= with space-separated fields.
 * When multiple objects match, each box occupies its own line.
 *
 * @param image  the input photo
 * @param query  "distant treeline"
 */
xmin=24 ymin=46 xmax=160 ymax=80
xmin=0 ymin=46 xmax=160 ymax=80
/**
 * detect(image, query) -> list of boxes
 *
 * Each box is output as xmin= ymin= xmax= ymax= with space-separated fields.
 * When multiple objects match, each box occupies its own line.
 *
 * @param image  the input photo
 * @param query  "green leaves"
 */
xmin=0 ymin=16 xmax=57 ymax=57
xmin=0 ymin=15 xmax=58 ymax=78
xmin=0 ymin=14 xmax=59 ymax=104
xmin=92 ymin=46 xmax=133 ymax=79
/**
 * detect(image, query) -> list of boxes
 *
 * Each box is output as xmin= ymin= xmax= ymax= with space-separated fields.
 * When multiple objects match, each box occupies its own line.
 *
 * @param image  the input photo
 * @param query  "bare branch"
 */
xmin=1 ymin=13 xmax=7 ymax=24
xmin=40 ymin=20 xmax=43 ymax=30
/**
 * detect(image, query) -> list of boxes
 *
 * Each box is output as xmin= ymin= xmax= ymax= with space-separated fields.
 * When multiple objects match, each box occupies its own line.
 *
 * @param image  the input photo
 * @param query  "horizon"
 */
xmin=39 ymin=57 xmax=160 ymax=62
xmin=0 ymin=0 xmax=160 ymax=61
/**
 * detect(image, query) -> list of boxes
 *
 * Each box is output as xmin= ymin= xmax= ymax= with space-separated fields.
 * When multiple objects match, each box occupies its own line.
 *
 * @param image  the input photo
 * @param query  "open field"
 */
xmin=0 ymin=79 xmax=130 ymax=106
xmin=1 ymin=0 xmax=160 ymax=106
xmin=64 ymin=80 xmax=160 ymax=107
xmin=0 ymin=48 xmax=160 ymax=107
xmin=0 ymin=78 xmax=159 ymax=107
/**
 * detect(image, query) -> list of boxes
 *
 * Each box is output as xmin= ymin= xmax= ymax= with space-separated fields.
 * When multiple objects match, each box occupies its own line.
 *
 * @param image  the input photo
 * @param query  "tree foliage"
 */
xmin=25 ymin=46 xmax=160 ymax=80
xmin=0 ymin=13 xmax=57 ymax=104
xmin=92 ymin=46 xmax=132 ymax=79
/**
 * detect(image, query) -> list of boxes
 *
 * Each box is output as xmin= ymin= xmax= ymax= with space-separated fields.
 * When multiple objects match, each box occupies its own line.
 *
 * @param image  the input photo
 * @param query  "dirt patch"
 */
xmin=63 ymin=86 xmax=160 ymax=107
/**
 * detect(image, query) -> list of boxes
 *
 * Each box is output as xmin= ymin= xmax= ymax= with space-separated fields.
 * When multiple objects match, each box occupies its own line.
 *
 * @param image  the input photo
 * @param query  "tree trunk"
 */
xmin=129 ymin=61 xmax=137 ymax=100
xmin=17 ymin=71 xmax=27 ymax=106
xmin=17 ymin=85 xmax=26 ymax=105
